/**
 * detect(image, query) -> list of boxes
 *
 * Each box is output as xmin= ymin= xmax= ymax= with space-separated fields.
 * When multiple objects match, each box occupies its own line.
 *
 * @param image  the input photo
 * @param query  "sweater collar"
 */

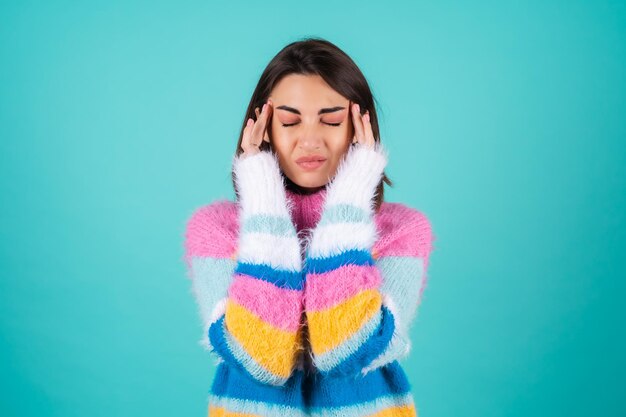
xmin=285 ymin=187 xmax=327 ymax=233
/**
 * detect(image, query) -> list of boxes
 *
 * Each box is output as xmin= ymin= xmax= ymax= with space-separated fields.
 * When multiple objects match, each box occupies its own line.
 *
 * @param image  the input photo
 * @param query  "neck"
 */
xmin=283 ymin=174 xmax=325 ymax=195
xmin=284 ymin=186 xmax=327 ymax=234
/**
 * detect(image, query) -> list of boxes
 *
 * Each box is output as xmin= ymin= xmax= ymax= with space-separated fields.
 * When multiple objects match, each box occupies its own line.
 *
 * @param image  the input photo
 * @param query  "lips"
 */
xmin=296 ymin=155 xmax=326 ymax=163
xmin=296 ymin=155 xmax=327 ymax=171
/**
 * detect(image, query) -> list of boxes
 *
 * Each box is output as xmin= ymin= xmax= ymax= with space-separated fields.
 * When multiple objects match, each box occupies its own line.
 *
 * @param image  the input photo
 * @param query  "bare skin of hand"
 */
xmin=240 ymin=100 xmax=273 ymax=157
xmin=241 ymin=99 xmax=373 ymax=158
xmin=350 ymin=102 xmax=375 ymax=148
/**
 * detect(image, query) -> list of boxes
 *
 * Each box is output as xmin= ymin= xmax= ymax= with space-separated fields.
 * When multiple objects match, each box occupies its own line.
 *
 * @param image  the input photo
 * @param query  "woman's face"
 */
xmin=268 ymin=74 xmax=354 ymax=191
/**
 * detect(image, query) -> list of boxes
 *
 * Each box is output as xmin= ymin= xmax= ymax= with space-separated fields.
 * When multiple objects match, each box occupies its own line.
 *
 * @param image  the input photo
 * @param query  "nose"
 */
xmin=297 ymin=125 xmax=323 ymax=150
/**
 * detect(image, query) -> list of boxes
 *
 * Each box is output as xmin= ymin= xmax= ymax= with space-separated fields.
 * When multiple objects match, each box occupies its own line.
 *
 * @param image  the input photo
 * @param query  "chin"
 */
xmin=288 ymin=172 xmax=328 ymax=189
xmin=293 ymin=178 xmax=325 ymax=188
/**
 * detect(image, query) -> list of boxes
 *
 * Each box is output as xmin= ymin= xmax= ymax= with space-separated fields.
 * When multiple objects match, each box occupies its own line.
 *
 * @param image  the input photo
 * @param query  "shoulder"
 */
xmin=373 ymin=202 xmax=435 ymax=261
xmin=183 ymin=199 xmax=239 ymax=264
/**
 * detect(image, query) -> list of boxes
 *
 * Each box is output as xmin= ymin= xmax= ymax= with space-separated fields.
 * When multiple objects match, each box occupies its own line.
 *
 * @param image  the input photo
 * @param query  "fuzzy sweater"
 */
xmin=183 ymin=143 xmax=435 ymax=417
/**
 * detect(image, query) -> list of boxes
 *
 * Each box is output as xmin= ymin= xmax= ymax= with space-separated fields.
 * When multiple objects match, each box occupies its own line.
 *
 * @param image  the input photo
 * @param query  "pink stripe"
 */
xmin=305 ymin=264 xmax=382 ymax=312
xmin=374 ymin=203 xmax=434 ymax=262
xmin=183 ymin=200 xmax=239 ymax=267
xmin=228 ymin=273 xmax=302 ymax=332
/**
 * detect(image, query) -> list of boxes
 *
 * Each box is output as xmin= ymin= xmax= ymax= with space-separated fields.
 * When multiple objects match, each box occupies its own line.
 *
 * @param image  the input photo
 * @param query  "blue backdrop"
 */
xmin=1 ymin=1 xmax=624 ymax=416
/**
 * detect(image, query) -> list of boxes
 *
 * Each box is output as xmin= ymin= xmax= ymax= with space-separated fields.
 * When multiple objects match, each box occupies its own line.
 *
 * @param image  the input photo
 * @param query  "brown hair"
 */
xmin=231 ymin=37 xmax=392 ymax=212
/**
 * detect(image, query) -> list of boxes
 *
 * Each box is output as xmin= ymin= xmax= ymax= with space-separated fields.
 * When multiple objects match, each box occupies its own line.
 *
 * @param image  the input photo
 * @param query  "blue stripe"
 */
xmin=241 ymin=214 xmax=296 ymax=236
xmin=305 ymin=249 xmax=374 ymax=274
xmin=209 ymin=345 xmax=307 ymax=407
xmin=210 ymin=390 xmax=413 ymax=417
xmin=307 ymin=358 xmax=411 ymax=407
xmin=207 ymin=315 xmax=265 ymax=385
xmin=208 ymin=312 xmax=289 ymax=386
xmin=318 ymin=304 xmax=395 ymax=379
xmin=209 ymin=357 xmax=411 ymax=409
xmin=235 ymin=262 xmax=304 ymax=290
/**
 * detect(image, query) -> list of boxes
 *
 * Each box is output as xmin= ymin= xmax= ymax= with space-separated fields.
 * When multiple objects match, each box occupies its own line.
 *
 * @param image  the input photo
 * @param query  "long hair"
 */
xmin=231 ymin=37 xmax=393 ymax=212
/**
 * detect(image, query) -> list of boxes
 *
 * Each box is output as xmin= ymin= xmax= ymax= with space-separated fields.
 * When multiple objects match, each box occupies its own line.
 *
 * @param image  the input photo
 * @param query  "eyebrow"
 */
xmin=275 ymin=105 xmax=346 ymax=115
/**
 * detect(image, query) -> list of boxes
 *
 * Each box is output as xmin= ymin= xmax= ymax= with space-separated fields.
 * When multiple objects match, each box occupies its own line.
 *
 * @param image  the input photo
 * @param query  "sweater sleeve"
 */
xmin=183 ymin=150 xmax=305 ymax=386
xmin=363 ymin=204 xmax=434 ymax=374
xmin=303 ymin=142 xmax=434 ymax=378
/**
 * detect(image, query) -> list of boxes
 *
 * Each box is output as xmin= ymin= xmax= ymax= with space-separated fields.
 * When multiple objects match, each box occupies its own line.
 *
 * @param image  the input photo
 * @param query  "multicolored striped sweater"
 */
xmin=183 ymin=142 xmax=435 ymax=416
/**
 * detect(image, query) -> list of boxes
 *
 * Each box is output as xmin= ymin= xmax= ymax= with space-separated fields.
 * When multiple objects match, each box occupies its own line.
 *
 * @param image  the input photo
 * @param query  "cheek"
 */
xmin=328 ymin=125 xmax=352 ymax=149
xmin=270 ymin=120 xmax=290 ymax=147
xmin=270 ymin=121 xmax=306 ymax=154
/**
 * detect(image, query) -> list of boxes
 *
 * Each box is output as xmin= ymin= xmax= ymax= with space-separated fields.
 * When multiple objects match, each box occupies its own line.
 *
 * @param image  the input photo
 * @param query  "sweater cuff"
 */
xmin=232 ymin=151 xmax=291 ymax=219
xmin=324 ymin=142 xmax=388 ymax=214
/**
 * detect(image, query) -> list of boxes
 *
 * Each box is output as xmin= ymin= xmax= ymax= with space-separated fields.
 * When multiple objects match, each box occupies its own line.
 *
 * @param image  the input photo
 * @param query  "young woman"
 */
xmin=183 ymin=38 xmax=435 ymax=417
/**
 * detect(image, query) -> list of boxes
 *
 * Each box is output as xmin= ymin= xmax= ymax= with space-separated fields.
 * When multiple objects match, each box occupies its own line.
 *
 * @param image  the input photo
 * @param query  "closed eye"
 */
xmin=281 ymin=122 xmax=342 ymax=127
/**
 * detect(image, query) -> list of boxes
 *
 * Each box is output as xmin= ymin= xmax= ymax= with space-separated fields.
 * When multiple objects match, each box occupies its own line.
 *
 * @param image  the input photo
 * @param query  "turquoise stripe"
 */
xmin=209 ymin=395 xmax=309 ymax=417
xmin=191 ymin=256 xmax=236 ymax=323
xmin=308 ymin=392 xmax=415 ymax=416
xmin=317 ymin=203 xmax=369 ymax=226
xmin=376 ymin=256 xmax=424 ymax=331
xmin=241 ymin=214 xmax=296 ymax=236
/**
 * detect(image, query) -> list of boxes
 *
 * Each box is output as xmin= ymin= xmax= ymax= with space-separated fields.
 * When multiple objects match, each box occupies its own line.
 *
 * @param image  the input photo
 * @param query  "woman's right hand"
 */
xmin=240 ymin=99 xmax=273 ymax=158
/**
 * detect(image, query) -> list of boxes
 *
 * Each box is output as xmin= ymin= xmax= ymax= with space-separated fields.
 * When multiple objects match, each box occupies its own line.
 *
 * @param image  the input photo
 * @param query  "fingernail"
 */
xmin=247 ymin=118 xmax=253 ymax=126
xmin=262 ymin=103 xmax=267 ymax=112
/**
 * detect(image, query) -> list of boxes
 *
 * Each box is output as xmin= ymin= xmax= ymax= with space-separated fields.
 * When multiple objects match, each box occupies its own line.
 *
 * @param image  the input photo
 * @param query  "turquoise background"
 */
xmin=1 ymin=1 xmax=624 ymax=416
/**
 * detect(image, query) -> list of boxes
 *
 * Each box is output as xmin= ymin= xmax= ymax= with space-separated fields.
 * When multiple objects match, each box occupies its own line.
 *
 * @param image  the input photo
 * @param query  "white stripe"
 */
xmin=238 ymin=232 xmax=302 ymax=271
xmin=324 ymin=143 xmax=388 ymax=212
xmin=308 ymin=221 xmax=378 ymax=258
xmin=233 ymin=151 xmax=293 ymax=218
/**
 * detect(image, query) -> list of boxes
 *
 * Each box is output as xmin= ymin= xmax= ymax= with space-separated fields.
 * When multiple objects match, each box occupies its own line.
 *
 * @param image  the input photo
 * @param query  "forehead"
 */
xmin=270 ymin=74 xmax=348 ymax=109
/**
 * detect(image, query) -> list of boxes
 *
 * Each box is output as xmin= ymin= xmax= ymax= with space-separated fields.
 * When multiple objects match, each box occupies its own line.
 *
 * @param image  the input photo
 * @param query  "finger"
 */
xmin=241 ymin=118 xmax=254 ymax=152
xmin=251 ymin=103 xmax=268 ymax=146
xmin=263 ymin=100 xmax=273 ymax=142
xmin=255 ymin=107 xmax=260 ymax=119
xmin=351 ymin=103 xmax=365 ymax=144
xmin=348 ymin=101 xmax=356 ymax=143
xmin=363 ymin=111 xmax=375 ymax=147
xmin=260 ymin=102 xmax=271 ymax=143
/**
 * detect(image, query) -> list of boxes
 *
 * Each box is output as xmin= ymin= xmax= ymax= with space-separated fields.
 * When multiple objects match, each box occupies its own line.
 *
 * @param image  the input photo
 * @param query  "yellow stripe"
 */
xmin=210 ymin=403 xmax=416 ymax=417
xmin=225 ymin=300 xmax=300 ymax=378
xmin=209 ymin=405 xmax=264 ymax=417
xmin=368 ymin=404 xmax=417 ymax=417
xmin=307 ymin=289 xmax=382 ymax=355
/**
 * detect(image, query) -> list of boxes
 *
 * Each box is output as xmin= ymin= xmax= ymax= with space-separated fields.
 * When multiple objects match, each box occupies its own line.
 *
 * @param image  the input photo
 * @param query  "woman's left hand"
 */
xmin=350 ymin=102 xmax=375 ymax=148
